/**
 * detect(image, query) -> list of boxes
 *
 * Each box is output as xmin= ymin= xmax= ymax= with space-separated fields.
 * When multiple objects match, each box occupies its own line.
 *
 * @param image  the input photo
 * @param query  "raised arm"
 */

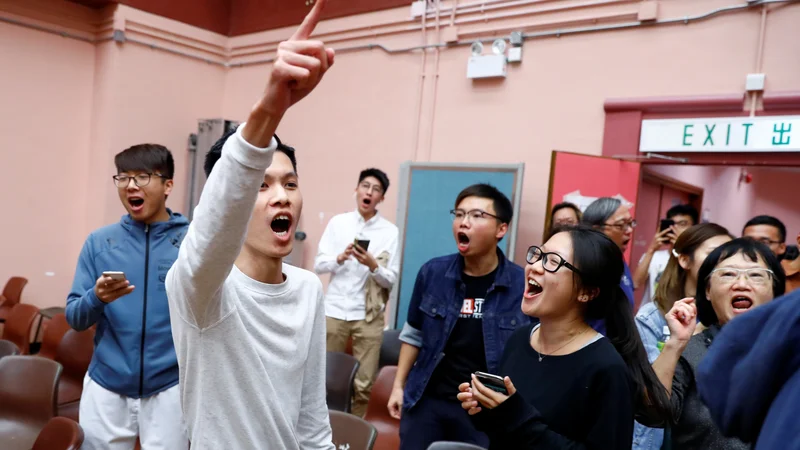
xmin=166 ymin=130 xmax=276 ymax=328
xmin=166 ymin=0 xmax=335 ymax=329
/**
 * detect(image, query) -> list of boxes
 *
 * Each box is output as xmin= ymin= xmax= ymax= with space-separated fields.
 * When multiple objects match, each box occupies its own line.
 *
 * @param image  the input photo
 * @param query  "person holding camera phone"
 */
xmin=456 ymin=226 xmax=671 ymax=449
xmin=634 ymin=205 xmax=698 ymax=307
xmin=389 ymin=184 xmax=530 ymax=450
xmin=314 ymin=167 xmax=400 ymax=417
xmin=65 ymin=144 xmax=189 ymax=449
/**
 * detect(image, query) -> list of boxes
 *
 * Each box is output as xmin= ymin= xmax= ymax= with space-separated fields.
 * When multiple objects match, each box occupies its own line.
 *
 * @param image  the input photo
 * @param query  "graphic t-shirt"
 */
xmin=426 ymin=268 xmax=496 ymax=400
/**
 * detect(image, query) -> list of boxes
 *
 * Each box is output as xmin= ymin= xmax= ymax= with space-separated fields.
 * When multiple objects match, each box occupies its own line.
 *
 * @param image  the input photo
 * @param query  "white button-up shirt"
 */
xmin=314 ymin=210 xmax=400 ymax=321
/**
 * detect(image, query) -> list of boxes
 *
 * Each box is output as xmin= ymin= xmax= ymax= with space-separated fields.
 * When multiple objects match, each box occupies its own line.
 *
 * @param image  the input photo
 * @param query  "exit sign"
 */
xmin=639 ymin=116 xmax=799 ymax=152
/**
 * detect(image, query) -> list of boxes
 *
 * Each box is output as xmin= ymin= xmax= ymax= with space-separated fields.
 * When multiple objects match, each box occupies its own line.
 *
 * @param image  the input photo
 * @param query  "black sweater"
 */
xmin=473 ymin=324 xmax=635 ymax=449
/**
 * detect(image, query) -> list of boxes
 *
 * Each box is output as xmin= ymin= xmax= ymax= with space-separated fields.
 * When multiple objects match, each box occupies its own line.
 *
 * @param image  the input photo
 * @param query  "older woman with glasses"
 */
xmin=657 ymin=238 xmax=785 ymax=450
xmin=457 ymin=225 xmax=670 ymax=449
xmin=581 ymin=197 xmax=637 ymax=333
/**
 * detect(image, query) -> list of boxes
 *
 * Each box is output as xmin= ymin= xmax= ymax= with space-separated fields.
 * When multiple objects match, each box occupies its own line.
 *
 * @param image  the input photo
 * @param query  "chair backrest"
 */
xmin=33 ymin=416 xmax=84 ymax=450
xmin=427 ymin=442 xmax=487 ymax=450
xmin=0 ymin=339 xmax=21 ymax=359
xmin=2 ymin=303 xmax=40 ymax=354
xmin=55 ymin=328 xmax=95 ymax=380
xmin=326 ymin=351 xmax=360 ymax=413
xmin=363 ymin=366 xmax=398 ymax=423
xmin=1 ymin=276 xmax=28 ymax=307
xmin=330 ymin=410 xmax=378 ymax=450
xmin=38 ymin=313 xmax=71 ymax=360
xmin=363 ymin=366 xmax=400 ymax=450
xmin=0 ymin=356 xmax=62 ymax=424
xmin=378 ymin=329 xmax=402 ymax=369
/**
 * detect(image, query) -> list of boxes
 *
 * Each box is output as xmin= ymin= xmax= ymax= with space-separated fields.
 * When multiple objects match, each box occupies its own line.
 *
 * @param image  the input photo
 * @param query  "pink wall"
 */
xmin=646 ymin=164 xmax=800 ymax=241
xmin=2 ymin=0 xmax=800 ymax=307
xmin=0 ymin=21 xmax=96 ymax=309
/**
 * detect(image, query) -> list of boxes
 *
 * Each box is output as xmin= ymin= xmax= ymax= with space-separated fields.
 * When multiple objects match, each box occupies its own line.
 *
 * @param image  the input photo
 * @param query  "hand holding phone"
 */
xmin=354 ymin=238 xmax=370 ymax=251
xmin=473 ymin=371 xmax=509 ymax=395
xmin=95 ymin=272 xmax=134 ymax=304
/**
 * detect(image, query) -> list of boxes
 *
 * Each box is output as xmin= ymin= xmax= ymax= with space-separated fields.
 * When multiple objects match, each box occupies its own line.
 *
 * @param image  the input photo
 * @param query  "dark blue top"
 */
xmin=697 ymin=290 xmax=800 ymax=450
xmin=399 ymin=248 xmax=533 ymax=410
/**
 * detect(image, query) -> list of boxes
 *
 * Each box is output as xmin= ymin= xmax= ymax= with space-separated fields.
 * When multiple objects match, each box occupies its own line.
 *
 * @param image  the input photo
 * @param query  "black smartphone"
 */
xmin=473 ymin=371 xmax=509 ymax=395
xmin=354 ymin=238 xmax=370 ymax=251
xmin=659 ymin=219 xmax=675 ymax=233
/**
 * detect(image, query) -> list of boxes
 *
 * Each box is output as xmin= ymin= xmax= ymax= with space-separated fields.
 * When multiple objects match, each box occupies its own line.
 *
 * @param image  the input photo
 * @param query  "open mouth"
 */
xmin=362 ymin=198 xmax=372 ymax=206
xmin=456 ymin=232 xmax=470 ymax=252
xmin=128 ymin=198 xmax=144 ymax=209
xmin=731 ymin=296 xmax=753 ymax=312
xmin=527 ymin=278 xmax=543 ymax=297
xmin=270 ymin=214 xmax=292 ymax=237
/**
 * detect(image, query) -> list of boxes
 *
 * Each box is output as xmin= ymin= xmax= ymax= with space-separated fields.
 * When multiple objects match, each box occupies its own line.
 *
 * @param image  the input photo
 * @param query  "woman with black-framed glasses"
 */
xmin=457 ymin=225 xmax=670 ymax=449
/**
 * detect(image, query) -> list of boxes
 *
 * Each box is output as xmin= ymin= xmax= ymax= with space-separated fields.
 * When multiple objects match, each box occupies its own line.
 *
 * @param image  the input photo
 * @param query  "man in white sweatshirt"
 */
xmin=165 ymin=2 xmax=336 ymax=448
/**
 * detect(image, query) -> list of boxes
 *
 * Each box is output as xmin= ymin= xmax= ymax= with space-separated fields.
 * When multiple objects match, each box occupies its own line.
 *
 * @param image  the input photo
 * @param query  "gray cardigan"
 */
xmin=670 ymin=325 xmax=751 ymax=450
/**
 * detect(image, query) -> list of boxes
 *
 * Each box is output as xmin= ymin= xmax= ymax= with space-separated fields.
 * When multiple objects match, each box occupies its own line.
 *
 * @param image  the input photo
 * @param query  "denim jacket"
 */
xmin=633 ymin=302 xmax=668 ymax=450
xmin=399 ymin=248 xmax=532 ymax=410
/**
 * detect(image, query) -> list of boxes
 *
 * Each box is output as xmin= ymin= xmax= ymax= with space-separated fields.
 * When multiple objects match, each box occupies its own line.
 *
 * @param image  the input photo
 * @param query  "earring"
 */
xmin=579 ymin=295 xmax=588 ymax=302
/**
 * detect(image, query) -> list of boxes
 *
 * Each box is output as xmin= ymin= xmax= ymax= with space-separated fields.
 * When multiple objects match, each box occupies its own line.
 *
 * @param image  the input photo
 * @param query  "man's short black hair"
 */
xmin=359 ymin=168 xmax=390 ymax=194
xmin=204 ymin=127 xmax=298 ymax=178
xmin=115 ymin=144 xmax=175 ymax=179
xmin=743 ymin=215 xmax=786 ymax=242
xmin=666 ymin=204 xmax=699 ymax=224
xmin=455 ymin=183 xmax=513 ymax=224
xmin=551 ymin=202 xmax=582 ymax=220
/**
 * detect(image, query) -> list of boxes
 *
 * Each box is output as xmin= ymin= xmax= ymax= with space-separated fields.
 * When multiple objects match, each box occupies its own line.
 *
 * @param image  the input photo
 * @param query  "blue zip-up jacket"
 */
xmin=697 ymin=290 xmax=800 ymax=450
xmin=66 ymin=210 xmax=189 ymax=399
xmin=399 ymin=248 xmax=533 ymax=410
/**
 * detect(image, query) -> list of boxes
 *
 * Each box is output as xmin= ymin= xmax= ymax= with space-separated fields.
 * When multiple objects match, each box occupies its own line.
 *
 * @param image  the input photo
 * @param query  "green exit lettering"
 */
xmin=773 ymin=123 xmax=792 ymax=146
xmin=682 ymin=125 xmax=693 ymax=146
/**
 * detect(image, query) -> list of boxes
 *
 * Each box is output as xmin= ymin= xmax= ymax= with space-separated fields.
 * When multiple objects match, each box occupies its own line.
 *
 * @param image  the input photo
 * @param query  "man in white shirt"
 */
xmin=634 ymin=204 xmax=698 ymax=307
xmin=165 ymin=2 xmax=336 ymax=448
xmin=315 ymin=168 xmax=400 ymax=417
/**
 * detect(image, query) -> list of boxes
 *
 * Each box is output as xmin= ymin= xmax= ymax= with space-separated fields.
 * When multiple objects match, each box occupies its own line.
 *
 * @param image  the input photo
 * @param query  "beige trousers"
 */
xmin=326 ymin=315 xmax=384 ymax=417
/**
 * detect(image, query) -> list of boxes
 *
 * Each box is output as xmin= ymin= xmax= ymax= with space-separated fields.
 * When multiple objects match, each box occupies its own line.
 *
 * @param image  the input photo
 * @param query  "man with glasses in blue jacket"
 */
xmin=387 ymin=183 xmax=531 ymax=450
xmin=66 ymin=144 xmax=189 ymax=450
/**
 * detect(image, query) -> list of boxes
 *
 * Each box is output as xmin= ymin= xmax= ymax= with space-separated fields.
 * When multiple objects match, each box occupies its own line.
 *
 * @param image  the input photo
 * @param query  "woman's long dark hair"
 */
xmin=556 ymin=225 xmax=671 ymax=422
xmin=654 ymin=223 xmax=733 ymax=315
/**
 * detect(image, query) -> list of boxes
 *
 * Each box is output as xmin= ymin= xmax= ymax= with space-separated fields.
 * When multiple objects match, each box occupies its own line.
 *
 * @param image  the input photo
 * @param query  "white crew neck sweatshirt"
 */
xmin=166 ymin=126 xmax=334 ymax=450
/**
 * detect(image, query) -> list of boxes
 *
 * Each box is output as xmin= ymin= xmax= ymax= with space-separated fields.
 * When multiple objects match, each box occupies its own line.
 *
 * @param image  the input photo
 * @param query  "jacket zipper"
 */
xmin=140 ymin=224 xmax=150 ymax=397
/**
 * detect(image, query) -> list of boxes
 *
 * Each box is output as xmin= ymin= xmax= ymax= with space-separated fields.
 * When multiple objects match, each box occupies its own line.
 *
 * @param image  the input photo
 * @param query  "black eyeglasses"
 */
xmin=113 ymin=173 xmax=167 ymax=188
xmin=526 ymin=246 xmax=581 ymax=274
xmin=450 ymin=209 xmax=502 ymax=222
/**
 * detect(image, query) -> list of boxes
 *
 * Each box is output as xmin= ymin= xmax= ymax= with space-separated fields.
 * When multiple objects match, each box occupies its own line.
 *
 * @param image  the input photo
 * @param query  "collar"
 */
xmin=354 ymin=209 xmax=381 ymax=225
xmin=445 ymin=247 xmax=513 ymax=288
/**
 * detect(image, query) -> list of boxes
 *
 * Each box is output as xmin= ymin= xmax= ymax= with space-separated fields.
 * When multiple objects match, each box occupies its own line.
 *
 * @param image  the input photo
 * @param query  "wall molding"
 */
xmin=2 ymin=0 xmax=797 ymax=69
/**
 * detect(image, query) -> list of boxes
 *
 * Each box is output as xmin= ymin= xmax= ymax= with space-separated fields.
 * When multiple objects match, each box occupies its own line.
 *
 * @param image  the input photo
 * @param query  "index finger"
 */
xmin=291 ymin=0 xmax=327 ymax=41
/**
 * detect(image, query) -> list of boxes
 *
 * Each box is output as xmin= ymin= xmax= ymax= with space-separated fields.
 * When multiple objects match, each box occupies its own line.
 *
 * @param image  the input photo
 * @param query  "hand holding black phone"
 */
xmin=473 ymin=371 xmax=509 ymax=395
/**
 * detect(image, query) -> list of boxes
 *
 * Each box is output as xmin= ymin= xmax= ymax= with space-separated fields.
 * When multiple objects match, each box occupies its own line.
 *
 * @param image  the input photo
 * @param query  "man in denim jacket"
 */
xmin=386 ymin=184 xmax=531 ymax=450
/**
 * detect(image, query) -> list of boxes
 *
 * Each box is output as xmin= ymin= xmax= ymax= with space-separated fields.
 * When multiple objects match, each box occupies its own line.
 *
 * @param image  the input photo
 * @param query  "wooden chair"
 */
xmin=330 ymin=410 xmax=377 ymax=450
xmin=0 ymin=277 xmax=28 ymax=323
xmin=363 ymin=366 xmax=400 ymax=450
xmin=326 ymin=351 xmax=360 ymax=413
xmin=1 ymin=304 xmax=40 ymax=354
xmin=0 ymin=356 xmax=63 ymax=450
xmin=55 ymin=328 xmax=95 ymax=421
xmin=37 ymin=313 xmax=71 ymax=360
xmin=32 ymin=417 xmax=84 ymax=450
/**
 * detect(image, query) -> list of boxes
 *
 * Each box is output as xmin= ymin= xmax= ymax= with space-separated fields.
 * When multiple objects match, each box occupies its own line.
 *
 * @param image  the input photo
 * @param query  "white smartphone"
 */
xmin=102 ymin=271 xmax=127 ymax=281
